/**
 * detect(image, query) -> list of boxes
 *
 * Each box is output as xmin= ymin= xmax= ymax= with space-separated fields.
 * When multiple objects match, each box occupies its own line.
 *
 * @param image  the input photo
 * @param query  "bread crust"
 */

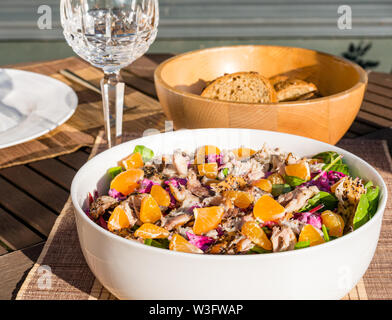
xmin=272 ymin=78 xmax=318 ymax=102
xmin=201 ymin=71 xmax=277 ymax=104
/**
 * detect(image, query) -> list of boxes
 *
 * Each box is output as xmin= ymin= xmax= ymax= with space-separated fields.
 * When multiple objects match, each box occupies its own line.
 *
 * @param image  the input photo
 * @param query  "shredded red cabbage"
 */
xmin=301 ymin=170 xmax=346 ymax=192
xmin=138 ymin=178 xmax=160 ymax=193
xmin=108 ymin=188 xmax=126 ymax=200
xmin=294 ymin=211 xmax=322 ymax=229
xmin=186 ymin=232 xmax=215 ymax=251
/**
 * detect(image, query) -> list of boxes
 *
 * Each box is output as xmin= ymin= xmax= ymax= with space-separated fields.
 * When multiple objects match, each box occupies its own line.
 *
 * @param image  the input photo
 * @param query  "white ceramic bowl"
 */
xmin=71 ymin=129 xmax=387 ymax=300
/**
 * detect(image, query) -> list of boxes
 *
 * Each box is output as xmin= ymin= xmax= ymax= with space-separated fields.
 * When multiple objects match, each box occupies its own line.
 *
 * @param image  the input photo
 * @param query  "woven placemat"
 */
xmin=16 ymin=135 xmax=392 ymax=300
xmin=0 ymin=57 xmax=164 ymax=169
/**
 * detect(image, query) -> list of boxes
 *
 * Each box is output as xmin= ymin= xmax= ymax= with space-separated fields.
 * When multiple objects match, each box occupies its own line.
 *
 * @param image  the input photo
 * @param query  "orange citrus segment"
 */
xmin=169 ymin=234 xmax=203 ymax=254
xmin=121 ymin=152 xmax=143 ymax=169
xmin=232 ymin=147 xmax=256 ymax=160
xmin=241 ymin=221 xmax=272 ymax=251
xmin=253 ymin=195 xmax=285 ymax=222
xmin=150 ymin=185 xmax=171 ymax=207
xmin=107 ymin=206 xmax=130 ymax=232
xmin=223 ymin=190 xmax=253 ymax=209
xmin=139 ymin=195 xmax=162 ymax=223
xmin=298 ymin=224 xmax=325 ymax=246
xmin=285 ymin=161 xmax=311 ymax=181
xmin=193 ymin=206 xmax=224 ymax=235
xmin=198 ymin=163 xmax=218 ymax=179
xmin=252 ymin=179 xmax=273 ymax=193
xmin=195 ymin=145 xmax=220 ymax=164
xmin=109 ymin=168 xmax=144 ymax=196
xmin=321 ymin=210 xmax=345 ymax=237
xmin=134 ymin=223 xmax=170 ymax=239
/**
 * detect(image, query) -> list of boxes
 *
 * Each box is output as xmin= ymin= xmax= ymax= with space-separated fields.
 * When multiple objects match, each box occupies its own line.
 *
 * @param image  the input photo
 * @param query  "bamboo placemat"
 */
xmin=0 ymin=57 xmax=164 ymax=169
xmin=16 ymin=134 xmax=392 ymax=300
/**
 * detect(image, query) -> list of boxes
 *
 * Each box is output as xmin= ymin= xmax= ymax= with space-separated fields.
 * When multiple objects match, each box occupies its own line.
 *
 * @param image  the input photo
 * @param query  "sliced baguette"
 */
xmin=272 ymin=78 xmax=318 ymax=102
xmin=201 ymin=71 xmax=277 ymax=103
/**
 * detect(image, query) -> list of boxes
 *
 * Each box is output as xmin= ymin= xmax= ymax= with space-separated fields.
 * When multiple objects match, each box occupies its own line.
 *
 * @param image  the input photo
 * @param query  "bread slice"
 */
xmin=272 ymin=79 xmax=318 ymax=102
xmin=201 ymin=71 xmax=277 ymax=103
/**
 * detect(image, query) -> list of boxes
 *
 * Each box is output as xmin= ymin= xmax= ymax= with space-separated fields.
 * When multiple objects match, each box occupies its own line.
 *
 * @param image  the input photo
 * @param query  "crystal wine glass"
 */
xmin=60 ymin=0 xmax=159 ymax=148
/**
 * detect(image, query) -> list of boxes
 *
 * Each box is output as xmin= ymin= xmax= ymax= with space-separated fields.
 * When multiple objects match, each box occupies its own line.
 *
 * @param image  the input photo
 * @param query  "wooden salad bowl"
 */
xmin=154 ymin=45 xmax=368 ymax=144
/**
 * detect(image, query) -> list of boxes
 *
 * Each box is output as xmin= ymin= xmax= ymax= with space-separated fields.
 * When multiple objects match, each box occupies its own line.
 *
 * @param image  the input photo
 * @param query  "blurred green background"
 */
xmin=1 ymin=0 xmax=391 ymax=72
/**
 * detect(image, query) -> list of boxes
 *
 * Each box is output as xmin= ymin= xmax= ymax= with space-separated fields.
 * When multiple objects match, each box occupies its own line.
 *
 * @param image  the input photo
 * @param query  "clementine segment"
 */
xmin=285 ymin=161 xmax=311 ymax=181
xmin=198 ymin=163 xmax=218 ymax=179
xmin=150 ymin=185 xmax=171 ymax=207
xmin=134 ymin=223 xmax=170 ymax=239
xmin=110 ymin=168 xmax=144 ymax=196
xmin=195 ymin=145 xmax=220 ymax=164
xmin=321 ymin=210 xmax=345 ymax=237
xmin=224 ymin=190 xmax=253 ymax=209
xmin=253 ymin=195 xmax=285 ymax=222
xmin=169 ymin=234 xmax=203 ymax=254
xmin=252 ymin=179 xmax=273 ymax=193
xmin=232 ymin=147 xmax=256 ymax=160
xmin=121 ymin=152 xmax=143 ymax=169
xmin=298 ymin=224 xmax=325 ymax=246
xmin=193 ymin=206 xmax=224 ymax=235
xmin=241 ymin=221 xmax=272 ymax=251
xmin=108 ymin=206 xmax=130 ymax=232
xmin=139 ymin=195 xmax=162 ymax=223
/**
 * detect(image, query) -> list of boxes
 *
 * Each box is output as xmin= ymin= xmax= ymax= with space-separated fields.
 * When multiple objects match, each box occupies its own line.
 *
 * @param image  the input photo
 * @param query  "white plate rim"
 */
xmin=0 ymin=68 xmax=78 ymax=149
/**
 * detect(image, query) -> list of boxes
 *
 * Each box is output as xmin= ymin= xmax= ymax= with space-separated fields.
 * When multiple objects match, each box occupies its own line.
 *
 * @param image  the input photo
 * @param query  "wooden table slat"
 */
xmin=368 ymin=72 xmax=392 ymax=89
xmin=0 ymin=242 xmax=45 ymax=300
xmin=0 ymin=177 xmax=57 ymax=236
xmin=366 ymin=83 xmax=392 ymax=100
xmin=364 ymin=91 xmax=392 ymax=111
xmin=348 ymin=119 xmax=380 ymax=135
xmin=0 ymin=207 xmax=43 ymax=251
xmin=57 ymin=149 xmax=90 ymax=171
xmin=357 ymin=110 xmax=392 ymax=128
xmin=0 ymin=166 xmax=69 ymax=214
xmin=121 ymin=69 xmax=157 ymax=98
xmin=361 ymin=101 xmax=392 ymax=121
xmin=28 ymin=159 xmax=77 ymax=191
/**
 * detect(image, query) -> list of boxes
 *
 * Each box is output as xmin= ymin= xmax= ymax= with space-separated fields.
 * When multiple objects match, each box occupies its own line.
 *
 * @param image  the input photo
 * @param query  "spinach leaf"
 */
xmin=299 ymin=191 xmax=338 ymax=212
xmin=133 ymin=145 xmax=154 ymax=162
xmin=107 ymin=166 xmax=123 ymax=179
xmin=284 ymin=175 xmax=306 ymax=187
xmin=271 ymin=184 xmax=292 ymax=197
xmin=313 ymin=151 xmax=349 ymax=175
xmin=221 ymin=168 xmax=229 ymax=177
xmin=353 ymin=194 xmax=369 ymax=230
xmin=366 ymin=185 xmax=380 ymax=218
xmin=144 ymin=238 xmax=170 ymax=249
xmin=313 ymin=151 xmax=342 ymax=164
xmin=329 ymin=163 xmax=350 ymax=175
xmin=294 ymin=241 xmax=310 ymax=249
xmin=248 ymin=245 xmax=271 ymax=254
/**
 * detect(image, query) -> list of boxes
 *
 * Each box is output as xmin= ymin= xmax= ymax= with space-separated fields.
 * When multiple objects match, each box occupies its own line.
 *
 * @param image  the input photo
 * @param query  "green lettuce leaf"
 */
xmin=284 ymin=175 xmax=306 ymax=187
xmin=353 ymin=194 xmax=370 ymax=230
xmin=313 ymin=151 xmax=350 ymax=175
xmin=133 ymin=145 xmax=154 ymax=162
xmin=294 ymin=241 xmax=310 ymax=249
xmin=107 ymin=166 xmax=123 ymax=179
xmin=299 ymin=191 xmax=338 ymax=212
xmin=271 ymin=184 xmax=292 ymax=197
xmin=366 ymin=185 xmax=380 ymax=218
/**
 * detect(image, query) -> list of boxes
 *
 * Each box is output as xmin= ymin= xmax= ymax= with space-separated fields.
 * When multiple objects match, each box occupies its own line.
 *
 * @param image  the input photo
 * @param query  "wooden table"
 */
xmin=0 ymin=54 xmax=391 ymax=300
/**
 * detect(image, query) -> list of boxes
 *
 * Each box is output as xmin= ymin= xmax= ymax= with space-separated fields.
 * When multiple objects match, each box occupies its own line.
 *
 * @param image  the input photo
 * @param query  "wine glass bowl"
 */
xmin=60 ymin=0 xmax=159 ymax=146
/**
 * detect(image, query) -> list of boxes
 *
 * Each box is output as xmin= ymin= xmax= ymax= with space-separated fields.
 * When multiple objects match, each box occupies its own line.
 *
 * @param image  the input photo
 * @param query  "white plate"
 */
xmin=0 ymin=69 xmax=78 ymax=149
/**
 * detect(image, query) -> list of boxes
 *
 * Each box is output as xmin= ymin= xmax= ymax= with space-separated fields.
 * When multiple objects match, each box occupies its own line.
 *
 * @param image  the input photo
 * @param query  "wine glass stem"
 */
xmin=101 ymin=70 xmax=124 ymax=148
